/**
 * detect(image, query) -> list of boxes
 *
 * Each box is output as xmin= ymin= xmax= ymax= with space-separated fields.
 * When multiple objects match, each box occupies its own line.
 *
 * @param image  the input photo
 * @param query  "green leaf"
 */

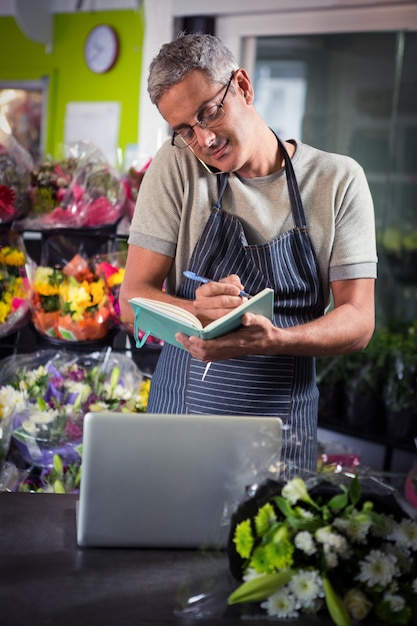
xmin=323 ymin=576 xmax=352 ymax=626
xmin=53 ymin=454 xmax=63 ymax=477
xmin=53 ymin=479 xmax=66 ymax=494
xmin=228 ymin=570 xmax=294 ymax=605
xmin=36 ymin=396 xmax=47 ymax=410
xmin=274 ymin=496 xmax=293 ymax=517
xmin=348 ymin=475 xmax=361 ymax=507
xmin=328 ymin=490 xmax=348 ymax=510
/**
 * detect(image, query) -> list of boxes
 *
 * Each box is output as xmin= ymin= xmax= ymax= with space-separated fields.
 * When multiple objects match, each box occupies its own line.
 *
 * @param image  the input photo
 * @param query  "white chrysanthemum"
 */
xmin=21 ymin=366 xmax=47 ymax=389
xmin=333 ymin=513 xmax=372 ymax=543
xmin=385 ymin=543 xmax=413 ymax=574
xmin=0 ymin=386 xmax=27 ymax=418
xmin=107 ymin=383 xmax=132 ymax=401
xmin=22 ymin=408 xmax=58 ymax=436
xmin=294 ymin=530 xmax=317 ymax=556
xmin=315 ymin=527 xmax=349 ymax=556
xmin=288 ymin=570 xmax=323 ymax=609
xmin=242 ymin=567 xmax=263 ymax=583
xmin=388 ymin=519 xmax=417 ymax=551
xmin=384 ymin=592 xmax=406 ymax=613
xmin=261 ymin=588 xmax=299 ymax=619
xmin=356 ymin=550 xmax=398 ymax=587
xmin=371 ymin=513 xmax=395 ymax=538
xmin=65 ymin=380 xmax=89 ymax=397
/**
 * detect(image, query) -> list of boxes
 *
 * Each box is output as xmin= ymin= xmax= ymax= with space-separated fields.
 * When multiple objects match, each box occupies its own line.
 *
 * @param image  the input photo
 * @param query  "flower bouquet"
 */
xmin=0 ymin=384 xmax=23 ymax=470
xmin=31 ymin=253 xmax=117 ymax=342
xmin=0 ymin=232 xmax=33 ymax=338
xmin=28 ymin=156 xmax=77 ymax=216
xmin=122 ymin=158 xmax=151 ymax=221
xmin=26 ymin=142 xmax=125 ymax=230
xmin=94 ymin=249 xmax=126 ymax=327
xmin=0 ymin=348 xmax=145 ymax=470
xmin=0 ymin=127 xmax=33 ymax=224
xmin=227 ymin=473 xmax=417 ymax=626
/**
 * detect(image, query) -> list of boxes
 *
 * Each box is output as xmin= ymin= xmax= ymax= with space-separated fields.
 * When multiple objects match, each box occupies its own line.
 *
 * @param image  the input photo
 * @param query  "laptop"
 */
xmin=76 ymin=412 xmax=282 ymax=549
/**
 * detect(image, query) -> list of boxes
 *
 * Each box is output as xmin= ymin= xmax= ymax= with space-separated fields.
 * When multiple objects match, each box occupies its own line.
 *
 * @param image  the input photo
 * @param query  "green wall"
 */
xmin=0 ymin=8 xmax=144 ymax=162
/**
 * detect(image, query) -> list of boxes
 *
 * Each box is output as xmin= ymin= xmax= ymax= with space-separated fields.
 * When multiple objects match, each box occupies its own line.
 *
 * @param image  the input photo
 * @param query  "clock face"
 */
xmin=84 ymin=25 xmax=119 ymax=74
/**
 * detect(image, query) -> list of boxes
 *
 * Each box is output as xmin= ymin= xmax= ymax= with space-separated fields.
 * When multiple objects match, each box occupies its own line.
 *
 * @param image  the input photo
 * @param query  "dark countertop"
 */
xmin=0 ymin=493 xmax=353 ymax=626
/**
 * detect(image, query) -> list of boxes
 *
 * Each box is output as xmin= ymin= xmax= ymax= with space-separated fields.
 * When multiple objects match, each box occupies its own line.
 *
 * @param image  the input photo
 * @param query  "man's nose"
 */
xmin=193 ymin=125 xmax=216 ymax=148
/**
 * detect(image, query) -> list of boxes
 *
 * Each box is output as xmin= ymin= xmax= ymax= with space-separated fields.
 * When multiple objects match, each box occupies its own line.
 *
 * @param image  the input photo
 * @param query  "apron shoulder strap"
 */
xmin=215 ymin=173 xmax=229 ymax=209
xmin=276 ymin=135 xmax=307 ymax=229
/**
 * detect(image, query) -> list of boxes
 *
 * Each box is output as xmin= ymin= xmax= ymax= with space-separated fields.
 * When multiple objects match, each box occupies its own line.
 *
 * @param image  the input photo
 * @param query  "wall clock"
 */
xmin=84 ymin=24 xmax=119 ymax=74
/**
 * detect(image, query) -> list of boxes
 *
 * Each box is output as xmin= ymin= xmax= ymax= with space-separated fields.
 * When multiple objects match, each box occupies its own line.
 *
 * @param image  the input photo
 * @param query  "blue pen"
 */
xmin=183 ymin=270 xmax=252 ymax=298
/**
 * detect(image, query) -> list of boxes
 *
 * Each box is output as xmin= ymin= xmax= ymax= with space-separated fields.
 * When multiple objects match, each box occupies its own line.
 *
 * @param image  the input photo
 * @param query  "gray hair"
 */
xmin=148 ymin=33 xmax=239 ymax=106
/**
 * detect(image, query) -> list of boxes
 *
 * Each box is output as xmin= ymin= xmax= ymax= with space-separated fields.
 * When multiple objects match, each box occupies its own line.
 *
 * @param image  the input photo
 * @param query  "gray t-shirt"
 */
xmin=128 ymin=139 xmax=377 ymax=308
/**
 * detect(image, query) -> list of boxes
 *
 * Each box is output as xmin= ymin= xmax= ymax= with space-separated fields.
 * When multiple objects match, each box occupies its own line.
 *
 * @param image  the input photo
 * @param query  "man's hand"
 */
xmin=192 ymin=274 xmax=250 ymax=325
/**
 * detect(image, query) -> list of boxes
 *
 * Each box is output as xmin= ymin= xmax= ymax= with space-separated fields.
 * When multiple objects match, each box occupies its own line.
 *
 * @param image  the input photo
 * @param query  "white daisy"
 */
xmin=384 ymin=592 xmax=406 ymax=613
xmin=294 ymin=530 xmax=317 ymax=555
xmin=388 ymin=519 xmax=417 ymax=551
xmin=356 ymin=550 xmax=398 ymax=587
xmin=333 ymin=512 xmax=372 ymax=543
xmin=261 ymin=588 xmax=299 ymax=619
xmin=288 ymin=569 xmax=323 ymax=609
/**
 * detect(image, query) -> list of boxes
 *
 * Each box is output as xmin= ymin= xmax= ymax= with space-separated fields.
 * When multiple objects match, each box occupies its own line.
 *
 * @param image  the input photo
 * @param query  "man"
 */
xmin=119 ymin=33 xmax=377 ymax=472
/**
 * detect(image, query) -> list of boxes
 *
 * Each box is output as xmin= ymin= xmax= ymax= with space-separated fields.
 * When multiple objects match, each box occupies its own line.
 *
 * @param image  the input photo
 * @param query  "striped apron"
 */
xmin=147 ymin=139 xmax=325 ymax=471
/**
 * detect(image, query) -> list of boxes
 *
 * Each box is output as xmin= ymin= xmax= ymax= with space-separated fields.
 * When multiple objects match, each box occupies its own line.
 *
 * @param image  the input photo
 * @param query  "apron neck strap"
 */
xmin=215 ymin=133 xmax=307 ymax=229
xmin=275 ymin=133 xmax=307 ymax=228
xmin=215 ymin=173 xmax=229 ymax=209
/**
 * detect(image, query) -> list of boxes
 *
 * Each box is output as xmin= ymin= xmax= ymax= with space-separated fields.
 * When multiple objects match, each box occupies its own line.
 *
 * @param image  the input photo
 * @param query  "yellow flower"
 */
xmin=61 ymin=280 xmax=91 ymax=319
xmin=34 ymin=267 xmax=62 ymax=296
xmin=107 ymin=267 xmax=125 ymax=288
xmin=0 ymin=247 xmax=25 ymax=266
xmin=88 ymin=279 xmax=106 ymax=307
xmin=0 ymin=298 xmax=11 ymax=323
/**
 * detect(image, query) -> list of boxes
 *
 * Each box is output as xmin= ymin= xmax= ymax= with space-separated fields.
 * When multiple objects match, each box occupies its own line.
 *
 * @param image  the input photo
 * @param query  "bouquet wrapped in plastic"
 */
xmin=21 ymin=142 xmax=125 ymax=230
xmin=0 ymin=230 xmax=33 ymax=338
xmin=122 ymin=157 xmax=151 ymax=221
xmin=29 ymin=156 xmax=77 ymax=216
xmin=30 ymin=252 xmax=120 ymax=342
xmin=0 ymin=127 xmax=33 ymax=224
xmin=0 ymin=348 xmax=146 ymax=470
xmin=227 ymin=471 xmax=417 ymax=626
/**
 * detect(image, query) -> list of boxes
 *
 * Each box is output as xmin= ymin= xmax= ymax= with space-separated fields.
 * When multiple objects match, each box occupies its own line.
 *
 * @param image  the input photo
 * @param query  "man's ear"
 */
xmin=235 ymin=68 xmax=255 ymax=105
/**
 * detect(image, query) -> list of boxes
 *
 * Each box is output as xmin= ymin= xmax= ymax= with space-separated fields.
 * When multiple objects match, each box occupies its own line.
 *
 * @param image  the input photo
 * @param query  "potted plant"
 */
xmin=316 ymin=355 xmax=346 ymax=424
xmin=380 ymin=227 xmax=417 ymax=285
xmin=341 ymin=327 xmax=392 ymax=434
xmin=383 ymin=321 xmax=417 ymax=445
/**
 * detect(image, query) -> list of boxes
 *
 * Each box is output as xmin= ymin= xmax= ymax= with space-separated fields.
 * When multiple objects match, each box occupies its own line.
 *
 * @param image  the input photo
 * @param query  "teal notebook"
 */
xmin=129 ymin=288 xmax=274 ymax=351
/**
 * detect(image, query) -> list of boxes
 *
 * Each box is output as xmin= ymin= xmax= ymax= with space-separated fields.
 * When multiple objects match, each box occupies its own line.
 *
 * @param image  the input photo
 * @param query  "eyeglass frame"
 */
xmin=171 ymin=71 xmax=235 ymax=148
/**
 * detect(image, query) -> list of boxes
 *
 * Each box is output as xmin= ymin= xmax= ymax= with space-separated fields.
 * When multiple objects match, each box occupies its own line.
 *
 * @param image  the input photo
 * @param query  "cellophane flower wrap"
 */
xmin=94 ymin=249 xmax=126 ymax=327
xmin=0 ymin=127 xmax=33 ymax=224
xmin=122 ymin=158 xmax=151 ymax=221
xmin=227 ymin=471 xmax=417 ymax=626
xmin=0 ymin=348 xmax=147 ymax=473
xmin=0 ymin=230 xmax=33 ymax=338
xmin=28 ymin=156 xmax=77 ymax=217
xmin=30 ymin=252 xmax=119 ymax=342
xmin=21 ymin=142 xmax=125 ymax=229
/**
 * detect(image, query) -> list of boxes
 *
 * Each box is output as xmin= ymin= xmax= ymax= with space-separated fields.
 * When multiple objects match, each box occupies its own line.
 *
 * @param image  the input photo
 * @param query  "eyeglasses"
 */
xmin=171 ymin=72 xmax=234 ymax=148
